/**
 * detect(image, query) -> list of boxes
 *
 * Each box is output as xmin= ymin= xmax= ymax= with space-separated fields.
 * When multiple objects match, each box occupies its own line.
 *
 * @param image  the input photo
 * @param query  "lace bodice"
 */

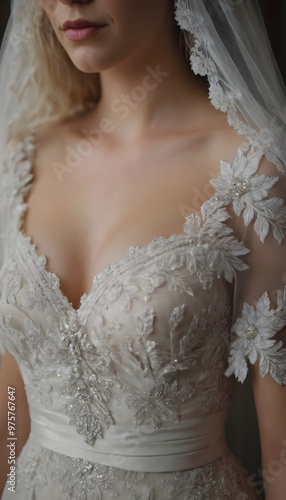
xmin=0 ymin=133 xmax=286 ymax=499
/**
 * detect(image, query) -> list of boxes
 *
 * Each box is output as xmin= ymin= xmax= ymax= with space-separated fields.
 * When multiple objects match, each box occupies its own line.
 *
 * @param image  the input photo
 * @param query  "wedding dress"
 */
xmin=0 ymin=125 xmax=286 ymax=499
xmin=1 ymin=0 xmax=286 ymax=498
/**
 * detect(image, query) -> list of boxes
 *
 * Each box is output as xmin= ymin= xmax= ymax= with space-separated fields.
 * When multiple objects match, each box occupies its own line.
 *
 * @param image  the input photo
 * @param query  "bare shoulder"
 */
xmin=204 ymin=103 xmax=247 ymax=161
xmin=33 ymin=119 xmax=69 ymax=170
xmin=174 ymin=88 xmax=249 ymax=179
xmin=181 ymin=117 xmax=247 ymax=184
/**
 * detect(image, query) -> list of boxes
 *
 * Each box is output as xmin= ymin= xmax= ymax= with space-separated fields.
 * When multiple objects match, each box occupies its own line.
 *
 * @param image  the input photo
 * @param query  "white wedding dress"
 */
xmin=1 ymin=131 xmax=286 ymax=499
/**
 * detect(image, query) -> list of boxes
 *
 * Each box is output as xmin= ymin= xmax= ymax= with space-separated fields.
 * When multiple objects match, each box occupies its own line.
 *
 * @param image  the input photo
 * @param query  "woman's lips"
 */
xmin=62 ymin=20 xmax=107 ymax=41
xmin=64 ymin=25 xmax=105 ymax=41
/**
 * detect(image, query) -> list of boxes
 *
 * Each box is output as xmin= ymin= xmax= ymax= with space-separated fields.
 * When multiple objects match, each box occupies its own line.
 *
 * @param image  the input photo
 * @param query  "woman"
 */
xmin=0 ymin=0 xmax=285 ymax=498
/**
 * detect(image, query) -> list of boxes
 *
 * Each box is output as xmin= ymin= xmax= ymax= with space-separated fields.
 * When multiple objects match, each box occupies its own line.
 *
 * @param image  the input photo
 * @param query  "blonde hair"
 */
xmin=9 ymin=0 xmax=99 ymax=139
xmin=9 ymin=0 xmax=193 ymax=140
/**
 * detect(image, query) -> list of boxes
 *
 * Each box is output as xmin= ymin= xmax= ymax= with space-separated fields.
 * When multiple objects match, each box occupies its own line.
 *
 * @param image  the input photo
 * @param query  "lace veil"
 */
xmin=0 ymin=0 xmax=286 ymax=268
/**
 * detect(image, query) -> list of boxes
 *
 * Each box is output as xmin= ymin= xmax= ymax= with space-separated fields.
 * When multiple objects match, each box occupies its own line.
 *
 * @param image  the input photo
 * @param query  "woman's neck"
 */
xmin=86 ymin=35 xmax=208 ymax=144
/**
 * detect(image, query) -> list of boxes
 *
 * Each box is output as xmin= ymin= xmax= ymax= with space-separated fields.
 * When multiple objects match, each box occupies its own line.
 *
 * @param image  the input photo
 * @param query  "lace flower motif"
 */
xmin=190 ymin=40 xmax=217 ymax=77
xmin=207 ymin=146 xmax=286 ymax=244
xmin=184 ymin=205 xmax=249 ymax=288
xmin=50 ymin=455 xmax=124 ymax=500
xmin=174 ymin=1 xmax=204 ymax=33
xmin=225 ymin=286 xmax=286 ymax=384
xmin=120 ymin=308 xmax=196 ymax=428
xmin=208 ymin=77 xmax=243 ymax=115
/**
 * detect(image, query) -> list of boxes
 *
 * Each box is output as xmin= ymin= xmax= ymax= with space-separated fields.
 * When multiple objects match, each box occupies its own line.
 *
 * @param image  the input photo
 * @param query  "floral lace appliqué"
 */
xmin=16 ymin=441 xmax=258 ymax=500
xmin=206 ymin=146 xmax=286 ymax=244
xmin=184 ymin=205 xmax=249 ymax=288
xmin=225 ymin=286 xmax=286 ymax=383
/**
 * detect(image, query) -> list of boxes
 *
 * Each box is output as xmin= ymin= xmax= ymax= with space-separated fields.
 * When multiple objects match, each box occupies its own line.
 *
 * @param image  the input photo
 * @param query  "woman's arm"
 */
xmin=0 ymin=353 xmax=30 ymax=497
xmin=251 ymin=361 xmax=286 ymax=500
xmin=219 ymin=150 xmax=286 ymax=499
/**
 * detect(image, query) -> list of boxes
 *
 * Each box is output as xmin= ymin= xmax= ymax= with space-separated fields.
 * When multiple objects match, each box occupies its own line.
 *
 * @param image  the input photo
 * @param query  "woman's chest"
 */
xmin=0 ymin=242 xmax=234 ymax=419
xmin=20 ymin=143 xmax=217 ymax=311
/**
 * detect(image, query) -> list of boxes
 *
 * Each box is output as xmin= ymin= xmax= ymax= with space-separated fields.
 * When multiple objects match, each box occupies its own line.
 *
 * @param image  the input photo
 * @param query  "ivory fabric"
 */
xmin=1 ymin=132 xmax=286 ymax=499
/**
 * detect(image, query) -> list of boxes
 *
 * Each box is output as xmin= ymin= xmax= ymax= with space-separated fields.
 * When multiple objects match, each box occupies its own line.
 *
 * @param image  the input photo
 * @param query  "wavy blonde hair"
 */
xmin=8 ymin=0 xmax=193 ymax=140
xmin=8 ymin=0 xmax=99 ymax=139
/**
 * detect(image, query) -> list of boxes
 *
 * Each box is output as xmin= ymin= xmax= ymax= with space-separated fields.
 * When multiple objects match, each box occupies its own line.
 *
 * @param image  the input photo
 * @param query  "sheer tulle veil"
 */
xmin=0 ymin=0 xmax=286 ymax=268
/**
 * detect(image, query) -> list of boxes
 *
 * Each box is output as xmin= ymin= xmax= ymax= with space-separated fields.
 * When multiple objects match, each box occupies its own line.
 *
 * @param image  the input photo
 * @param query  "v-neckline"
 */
xmin=12 ymin=130 xmax=249 ymax=320
xmin=16 ymin=228 xmax=191 ymax=319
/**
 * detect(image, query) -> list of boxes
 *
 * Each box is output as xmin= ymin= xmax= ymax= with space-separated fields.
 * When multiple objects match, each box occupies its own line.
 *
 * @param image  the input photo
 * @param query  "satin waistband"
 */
xmin=29 ymin=406 xmax=228 ymax=472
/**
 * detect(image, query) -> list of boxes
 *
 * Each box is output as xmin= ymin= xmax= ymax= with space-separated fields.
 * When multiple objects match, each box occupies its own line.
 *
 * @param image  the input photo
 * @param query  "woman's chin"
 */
xmin=66 ymin=47 xmax=117 ymax=74
xmin=67 ymin=54 xmax=104 ymax=74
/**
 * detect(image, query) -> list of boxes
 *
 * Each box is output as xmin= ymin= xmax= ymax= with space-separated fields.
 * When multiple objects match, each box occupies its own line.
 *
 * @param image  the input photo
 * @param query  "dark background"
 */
xmin=1 ymin=0 xmax=286 ymax=82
